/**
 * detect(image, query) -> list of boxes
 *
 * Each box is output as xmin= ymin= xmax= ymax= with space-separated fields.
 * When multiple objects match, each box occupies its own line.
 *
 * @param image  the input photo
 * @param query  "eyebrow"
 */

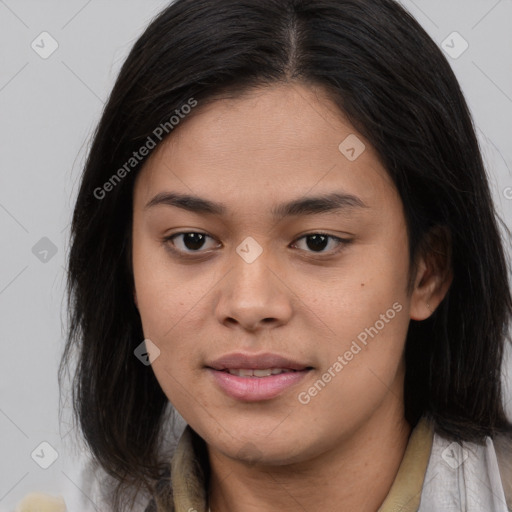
xmin=144 ymin=191 xmax=368 ymax=218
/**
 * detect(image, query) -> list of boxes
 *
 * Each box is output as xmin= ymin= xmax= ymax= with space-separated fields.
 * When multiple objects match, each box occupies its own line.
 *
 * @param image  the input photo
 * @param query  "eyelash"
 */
xmin=162 ymin=232 xmax=352 ymax=258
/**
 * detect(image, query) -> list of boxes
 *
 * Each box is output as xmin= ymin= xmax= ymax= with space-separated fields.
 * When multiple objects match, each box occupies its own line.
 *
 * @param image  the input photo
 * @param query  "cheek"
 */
xmin=298 ymin=289 xmax=409 ymax=429
xmin=310 ymin=238 xmax=410 ymax=341
xmin=131 ymin=235 xmax=217 ymax=412
xmin=133 ymin=247 xmax=209 ymax=408
xmin=132 ymin=229 xmax=208 ymax=340
xmin=304 ymin=234 xmax=411 ymax=405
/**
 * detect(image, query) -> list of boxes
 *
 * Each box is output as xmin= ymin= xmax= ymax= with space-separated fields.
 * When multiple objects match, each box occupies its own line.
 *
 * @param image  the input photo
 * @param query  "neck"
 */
xmin=207 ymin=389 xmax=412 ymax=512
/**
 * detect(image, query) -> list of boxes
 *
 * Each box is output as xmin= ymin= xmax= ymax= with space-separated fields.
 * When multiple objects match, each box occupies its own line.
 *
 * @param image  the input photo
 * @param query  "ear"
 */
xmin=409 ymin=225 xmax=453 ymax=321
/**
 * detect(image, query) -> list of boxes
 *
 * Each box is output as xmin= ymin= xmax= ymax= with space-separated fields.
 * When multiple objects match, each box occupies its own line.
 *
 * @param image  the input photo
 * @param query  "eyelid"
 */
xmin=162 ymin=231 xmax=352 ymax=257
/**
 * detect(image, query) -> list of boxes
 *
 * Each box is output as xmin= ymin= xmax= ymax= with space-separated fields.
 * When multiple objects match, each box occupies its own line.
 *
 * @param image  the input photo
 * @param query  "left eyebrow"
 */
xmin=144 ymin=191 xmax=368 ymax=218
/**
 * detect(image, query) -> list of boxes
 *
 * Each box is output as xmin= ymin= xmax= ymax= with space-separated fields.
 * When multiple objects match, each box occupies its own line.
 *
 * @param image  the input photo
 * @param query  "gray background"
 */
xmin=1 ymin=1 xmax=511 ymax=511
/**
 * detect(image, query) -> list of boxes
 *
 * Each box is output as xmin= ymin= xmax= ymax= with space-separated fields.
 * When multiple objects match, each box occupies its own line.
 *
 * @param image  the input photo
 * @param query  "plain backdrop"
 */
xmin=1 ymin=1 xmax=511 ymax=511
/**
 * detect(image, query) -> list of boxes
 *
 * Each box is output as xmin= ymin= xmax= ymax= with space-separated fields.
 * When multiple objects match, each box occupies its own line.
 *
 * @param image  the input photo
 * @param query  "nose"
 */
xmin=214 ymin=246 xmax=294 ymax=332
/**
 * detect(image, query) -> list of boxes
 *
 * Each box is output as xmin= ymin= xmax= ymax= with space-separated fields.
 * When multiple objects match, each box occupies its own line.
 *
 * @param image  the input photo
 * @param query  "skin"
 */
xmin=131 ymin=83 xmax=452 ymax=512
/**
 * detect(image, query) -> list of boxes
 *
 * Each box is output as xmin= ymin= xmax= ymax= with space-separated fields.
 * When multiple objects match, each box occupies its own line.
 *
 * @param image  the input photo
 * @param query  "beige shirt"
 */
xmin=149 ymin=417 xmax=512 ymax=512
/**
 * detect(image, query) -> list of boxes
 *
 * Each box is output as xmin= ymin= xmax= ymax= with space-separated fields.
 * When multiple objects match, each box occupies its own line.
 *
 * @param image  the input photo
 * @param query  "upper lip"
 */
xmin=206 ymin=352 xmax=311 ymax=371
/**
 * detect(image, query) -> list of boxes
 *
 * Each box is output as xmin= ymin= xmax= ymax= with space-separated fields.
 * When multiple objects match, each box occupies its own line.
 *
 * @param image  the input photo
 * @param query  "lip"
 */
xmin=208 ymin=368 xmax=311 ymax=401
xmin=206 ymin=352 xmax=313 ymax=401
xmin=206 ymin=352 xmax=310 ymax=371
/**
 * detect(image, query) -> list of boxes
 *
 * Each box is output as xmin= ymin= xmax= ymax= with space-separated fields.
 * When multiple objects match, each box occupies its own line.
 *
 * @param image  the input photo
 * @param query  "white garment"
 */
xmin=419 ymin=431 xmax=511 ymax=511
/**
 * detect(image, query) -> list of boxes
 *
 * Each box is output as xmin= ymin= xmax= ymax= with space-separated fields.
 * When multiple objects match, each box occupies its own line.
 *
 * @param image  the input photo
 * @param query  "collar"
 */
xmin=160 ymin=416 xmax=434 ymax=512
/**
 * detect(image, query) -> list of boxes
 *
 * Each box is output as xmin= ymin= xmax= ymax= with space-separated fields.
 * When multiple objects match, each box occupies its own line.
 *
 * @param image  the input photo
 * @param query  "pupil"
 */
xmin=184 ymin=233 xmax=205 ymax=250
xmin=306 ymin=234 xmax=328 ymax=252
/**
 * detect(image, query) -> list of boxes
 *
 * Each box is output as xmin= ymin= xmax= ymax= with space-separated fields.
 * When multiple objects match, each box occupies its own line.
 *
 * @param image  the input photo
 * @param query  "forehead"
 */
xmin=134 ymin=83 xmax=398 ymax=216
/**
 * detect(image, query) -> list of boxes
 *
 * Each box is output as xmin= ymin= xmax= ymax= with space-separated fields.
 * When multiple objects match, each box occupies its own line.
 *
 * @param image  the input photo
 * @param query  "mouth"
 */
xmin=220 ymin=368 xmax=305 ymax=377
xmin=207 ymin=367 xmax=312 ymax=401
xmin=205 ymin=353 xmax=313 ymax=401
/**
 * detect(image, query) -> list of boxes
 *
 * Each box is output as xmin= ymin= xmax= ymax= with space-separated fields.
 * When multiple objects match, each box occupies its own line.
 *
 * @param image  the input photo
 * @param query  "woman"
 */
xmin=54 ymin=0 xmax=512 ymax=511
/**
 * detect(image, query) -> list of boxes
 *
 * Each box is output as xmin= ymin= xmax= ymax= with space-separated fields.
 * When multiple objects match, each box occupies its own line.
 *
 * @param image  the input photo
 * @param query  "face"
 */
xmin=132 ymin=83 xmax=422 ymax=466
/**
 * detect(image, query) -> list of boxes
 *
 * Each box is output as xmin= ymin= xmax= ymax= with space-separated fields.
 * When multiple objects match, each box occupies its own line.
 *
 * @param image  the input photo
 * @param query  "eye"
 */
xmin=163 ymin=231 xmax=351 ymax=257
xmin=164 ymin=232 xmax=219 ymax=253
xmin=291 ymin=233 xmax=350 ymax=254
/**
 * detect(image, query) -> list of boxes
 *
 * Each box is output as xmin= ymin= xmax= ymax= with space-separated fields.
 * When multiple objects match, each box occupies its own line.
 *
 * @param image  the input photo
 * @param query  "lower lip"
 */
xmin=208 ymin=368 xmax=311 ymax=401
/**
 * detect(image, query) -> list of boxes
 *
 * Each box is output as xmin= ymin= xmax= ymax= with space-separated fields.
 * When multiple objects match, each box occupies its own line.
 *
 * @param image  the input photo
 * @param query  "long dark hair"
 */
xmin=59 ymin=0 xmax=512 ymax=509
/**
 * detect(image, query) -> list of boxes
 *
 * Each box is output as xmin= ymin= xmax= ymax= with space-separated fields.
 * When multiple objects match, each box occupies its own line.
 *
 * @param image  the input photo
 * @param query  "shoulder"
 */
xmin=494 ymin=432 xmax=512 ymax=510
xmin=420 ymin=430 xmax=512 ymax=511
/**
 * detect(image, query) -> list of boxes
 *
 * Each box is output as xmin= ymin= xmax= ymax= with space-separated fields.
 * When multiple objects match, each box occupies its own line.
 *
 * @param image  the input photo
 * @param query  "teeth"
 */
xmin=226 ymin=368 xmax=294 ymax=377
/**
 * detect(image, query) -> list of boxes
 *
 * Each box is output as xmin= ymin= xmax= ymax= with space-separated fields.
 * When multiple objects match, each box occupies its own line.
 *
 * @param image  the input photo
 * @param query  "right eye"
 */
xmin=163 ymin=232 xmax=220 ymax=255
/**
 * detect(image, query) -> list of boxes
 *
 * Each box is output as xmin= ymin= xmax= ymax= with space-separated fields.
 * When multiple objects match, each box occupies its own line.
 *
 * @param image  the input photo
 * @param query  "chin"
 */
xmin=211 ymin=429 xmax=308 ymax=466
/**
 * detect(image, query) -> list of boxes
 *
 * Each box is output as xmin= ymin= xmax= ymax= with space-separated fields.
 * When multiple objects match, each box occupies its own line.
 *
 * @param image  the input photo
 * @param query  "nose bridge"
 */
xmin=215 ymin=237 xmax=293 ymax=329
xmin=230 ymin=238 xmax=279 ymax=304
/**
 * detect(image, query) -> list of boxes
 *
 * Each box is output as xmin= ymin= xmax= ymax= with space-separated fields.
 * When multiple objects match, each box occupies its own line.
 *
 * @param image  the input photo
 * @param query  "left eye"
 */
xmin=164 ymin=232 xmax=348 ymax=255
xmin=292 ymin=233 xmax=348 ymax=254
